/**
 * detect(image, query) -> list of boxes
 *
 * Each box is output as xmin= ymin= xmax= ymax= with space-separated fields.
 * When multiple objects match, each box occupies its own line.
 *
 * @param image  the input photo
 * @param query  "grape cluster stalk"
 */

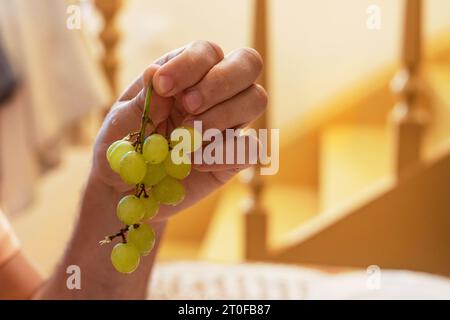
xmin=101 ymin=83 xmax=200 ymax=274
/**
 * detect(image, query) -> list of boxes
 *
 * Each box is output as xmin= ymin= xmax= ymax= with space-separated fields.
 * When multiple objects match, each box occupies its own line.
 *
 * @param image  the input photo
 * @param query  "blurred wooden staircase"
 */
xmin=199 ymin=0 xmax=450 ymax=275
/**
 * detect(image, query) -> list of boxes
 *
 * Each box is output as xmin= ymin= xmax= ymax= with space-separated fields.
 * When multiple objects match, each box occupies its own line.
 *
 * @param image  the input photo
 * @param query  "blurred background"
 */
xmin=0 ymin=0 xmax=449 ymax=299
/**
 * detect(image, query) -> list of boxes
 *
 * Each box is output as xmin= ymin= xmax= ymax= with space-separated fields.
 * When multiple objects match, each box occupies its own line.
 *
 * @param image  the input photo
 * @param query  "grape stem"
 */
xmin=136 ymin=184 xmax=147 ymax=198
xmin=100 ymin=83 xmax=153 ymax=246
xmin=99 ymin=224 xmax=140 ymax=245
xmin=134 ymin=84 xmax=153 ymax=199
xmin=137 ymin=82 xmax=154 ymax=152
xmin=125 ymin=131 xmax=140 ymax=141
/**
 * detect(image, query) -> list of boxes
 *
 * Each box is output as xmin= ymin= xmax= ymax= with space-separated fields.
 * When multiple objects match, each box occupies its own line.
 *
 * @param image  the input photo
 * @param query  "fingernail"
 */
xmin=157 ymin=75 xmax=174 ymax=94
xmin=184 ymin=90 xmax=202 ymax=112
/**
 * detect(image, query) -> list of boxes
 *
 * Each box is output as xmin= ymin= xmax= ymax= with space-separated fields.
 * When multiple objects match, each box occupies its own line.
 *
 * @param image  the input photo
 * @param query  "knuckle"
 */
xmin=239 ymin=47 xmax=263 ymax=73
xmin=253 ymin=84 xmax=268 ymax=110
xmin=211 ymin=66 xmax=231 ymax=92
xmin=206 ymin=41 xmax=225 ymax=61
xmin=154 ymin=47 xmax=185 ymax=66
xmin=193 ymin=65 xmax=230 ymax=105
xmin=191 ymin=40 xmax=224 ymax=62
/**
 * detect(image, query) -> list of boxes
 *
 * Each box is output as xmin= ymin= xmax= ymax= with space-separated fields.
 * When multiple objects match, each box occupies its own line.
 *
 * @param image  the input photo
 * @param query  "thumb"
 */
xmin=127 ymin=65 xmax=173 ymax=128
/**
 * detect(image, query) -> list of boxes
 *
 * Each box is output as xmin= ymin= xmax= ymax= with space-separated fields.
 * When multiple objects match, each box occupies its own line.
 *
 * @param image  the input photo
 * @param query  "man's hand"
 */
xmin=36 ymin=41 xmax=266 ymax=299
xmin=92 ymin=40 xmax=267 ymax=220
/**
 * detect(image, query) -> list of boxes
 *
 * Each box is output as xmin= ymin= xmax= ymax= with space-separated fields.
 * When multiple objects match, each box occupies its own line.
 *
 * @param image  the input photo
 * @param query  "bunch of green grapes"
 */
xmin=100 ymin=84 xmax=201 ymax=274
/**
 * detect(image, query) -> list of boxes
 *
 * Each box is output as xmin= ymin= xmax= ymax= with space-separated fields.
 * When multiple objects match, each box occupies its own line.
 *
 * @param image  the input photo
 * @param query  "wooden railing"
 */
xmin=391 ymin=0 xmax=430 ymax=179
xmin=245 ymin=0 xmax=434 ymax=262
xmin=94 ymin=0 xmax=123 ymax=96
xmin=244 ymin=0 xmax=270 ymax=261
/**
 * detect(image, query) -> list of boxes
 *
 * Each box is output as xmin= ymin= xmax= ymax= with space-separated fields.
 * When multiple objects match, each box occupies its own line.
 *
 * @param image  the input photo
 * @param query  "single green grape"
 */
xmin=106 ymin=140 xmax=122 ymax=163
xmin=141 ymin=193 xmax=159 ymax=221
xmin=164 ymin=150 xmax=191 ymax=180
xmin=117 ymin=195 xmax=145 ymax=225
xmin=119 ymin=151 xmax=147 ymax=185
xmin=110 ymin=243 xmax=140 ymax=274
xmin=170 ymin=126 xmax=202 ymax=153
xmin=153 ymin=176 xmax=186 ymax=206
xmin=142 ymin=162 xmax=166 ymax=186
xmin=108 ymin=141 xmax=134 ymax=173
xmin=143 ymin=134 xmax=169 ymax=164
xmin=127 ymin=224 xmax=156 ymax=256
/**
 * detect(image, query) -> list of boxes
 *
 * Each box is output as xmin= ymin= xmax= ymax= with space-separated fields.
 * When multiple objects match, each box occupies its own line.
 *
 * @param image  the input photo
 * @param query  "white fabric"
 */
xmin=148 ymin=262 xmax=450 ymax=300
xmin=0 ymin=0 xmax=111 ymax=213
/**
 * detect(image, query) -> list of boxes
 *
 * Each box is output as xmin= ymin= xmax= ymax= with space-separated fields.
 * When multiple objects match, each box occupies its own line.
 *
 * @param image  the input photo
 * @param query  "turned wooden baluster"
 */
xmin=95 ymin=0 xmax=123 ymax=95
xmin=244 ymin=0 xmax=270 ymax=261
xmin=391 ymin=0 xmax=430 ymax=179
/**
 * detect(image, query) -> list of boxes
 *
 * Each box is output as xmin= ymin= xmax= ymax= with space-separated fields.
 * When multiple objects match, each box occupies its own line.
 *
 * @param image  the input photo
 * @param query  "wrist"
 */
xmin=38 ymin=173 xmax=167 ymax=299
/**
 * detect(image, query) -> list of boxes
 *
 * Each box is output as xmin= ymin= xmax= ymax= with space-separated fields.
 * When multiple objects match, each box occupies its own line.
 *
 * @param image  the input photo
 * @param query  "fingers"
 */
xmin=112 ymin=42 xmax=266 ymax=152
xmin=182 ymin=48 xmax=263 ymax=114
xmin=104 ymin=65 xmax=171 ymax=144
xmin=183 ymin=84 xmax=267 ymax=133
xmin=152 ymin=40 xmax=224 ymax=97
xmin=118 ymin=47 xmax=186 ymax=101
xmin=125 ymin=65 xmax=172 ymax=127
xmin=153 ymin=46 xmax=186 ymax=66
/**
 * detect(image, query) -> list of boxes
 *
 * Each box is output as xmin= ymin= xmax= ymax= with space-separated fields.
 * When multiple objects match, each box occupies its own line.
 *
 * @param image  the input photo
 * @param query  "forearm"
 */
xmin=35 ymin=175 xmax=166 ymax=299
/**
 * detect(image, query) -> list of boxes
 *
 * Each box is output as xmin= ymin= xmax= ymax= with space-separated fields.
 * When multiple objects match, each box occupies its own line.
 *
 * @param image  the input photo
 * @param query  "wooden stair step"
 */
xmin=320 ymin=124 xmax=391 ymax=211
xmin=199 ymin=180 xmax=318 ymax=262
xmin=423 ymin=63 xmax=450 ymax=157
xmin=270 ymin=148 xmax=450 ymax=274
xmin=425 ymin=63 xmax=450 ymax=108
xmin=264 ymin=184 xmax=318 ymax=249
xmin=158 ymin=240 xmax=202 ymax=261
